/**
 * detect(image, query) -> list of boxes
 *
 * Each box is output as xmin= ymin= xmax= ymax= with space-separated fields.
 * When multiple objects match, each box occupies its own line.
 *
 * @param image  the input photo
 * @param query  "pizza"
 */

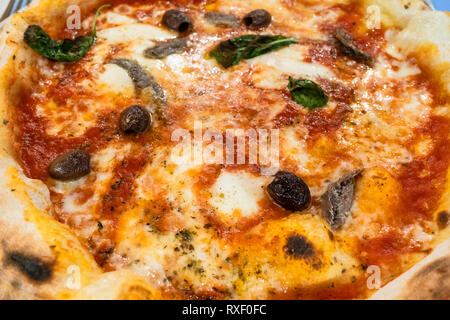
xmin=0 ymin=0 xmax=448 ymax=300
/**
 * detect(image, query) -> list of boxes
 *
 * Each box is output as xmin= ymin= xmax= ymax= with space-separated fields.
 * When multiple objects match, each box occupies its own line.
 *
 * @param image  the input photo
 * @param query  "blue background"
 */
xmin=6 ymin=1 xmax=450 ymax=14
xmin=433 ymin=0 xmax=449 ymax=11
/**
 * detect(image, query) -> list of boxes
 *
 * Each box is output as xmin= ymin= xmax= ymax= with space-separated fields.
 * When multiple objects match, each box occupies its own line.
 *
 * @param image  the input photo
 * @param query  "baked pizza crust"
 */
xmin=371 ymin=238 xmax=450 ymax=299
xmin=0 ymin=0 xmax=448 ymax=300
xmin=0 ymin=0 xmax=173 ymax=299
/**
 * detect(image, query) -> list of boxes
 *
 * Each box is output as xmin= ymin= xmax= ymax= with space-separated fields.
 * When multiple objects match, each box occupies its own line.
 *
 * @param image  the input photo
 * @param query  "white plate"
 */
xmin=0 ymin=0 xmax=33 ymax=26
xmin=0 ymin=2 xmax=9 ymax=18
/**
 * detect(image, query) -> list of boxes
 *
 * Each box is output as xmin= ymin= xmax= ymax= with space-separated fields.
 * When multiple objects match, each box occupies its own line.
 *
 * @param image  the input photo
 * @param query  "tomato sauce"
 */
xmin=304 ymin=104 xmax=353 ymax=136
xmin=16 ymin=92 xmax=84 ymax=180
xmin=272 ymin=102 xmax=302 ymax=128
xmin=7 ymin=0 xmax=449 ymax=299
xmin=305 ymin=41 xmax=338 ymax=67
xmin=95 ymin=149 xmax=151 ymax=266
xmin=397 ymin=116 xmax=450 ymax=223
xmin=274 ymin=81 xmax=353 ymax=135
xmin=105 ymin=0 xmax=212 ymax=9
xmin=101 ymin=149 xmax=151 ymax=215
xmin=333 ymin=3 xmax=386 ymax=58
xmin=356 ymin=116 xmax=449 ymax=273
xmin=193 ymin=164 xmax=292 ymax=239
xmin=314 ymin=2 xmax=385 ymax=69
xmin=15 ymin=91 xmax=118 ymax=180
xmin=360 ymin=230 xmax=417 ymax=265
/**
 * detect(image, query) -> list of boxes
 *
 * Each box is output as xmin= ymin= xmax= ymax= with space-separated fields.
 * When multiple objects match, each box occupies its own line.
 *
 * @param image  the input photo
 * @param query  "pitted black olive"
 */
xmin=162 ymin=9 xmax=192 ymax=33
xmin=267 ymin=171 xmax=311 ymax=212
xmin=243 ymin=9 xmax=272 ymax=29
xmin=48 ymin=150 xmax=90 ymax=181
xmin=119 ymin=105 xmax=151 ymax=134
xmin=7 ymin=252 xmax=52 ymax=282
xmin=321 ymin=170 xmax=362 ymax=230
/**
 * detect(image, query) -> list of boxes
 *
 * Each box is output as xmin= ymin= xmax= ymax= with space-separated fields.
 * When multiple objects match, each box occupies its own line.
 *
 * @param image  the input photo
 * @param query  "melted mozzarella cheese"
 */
xmin=104 ymin=12 xmax=137 ymax=25
xmin=25 ymin=0 xmax=445 ymax=300
xmin=251 ymin=45 xmax=335 ymax=89
xmin=98 ymin=24 xmax=175 ymax=44
xmin=97 ymin=64 xmax=134 ymax=95
xmin=209 ymin=171 xmax=267 ymax=218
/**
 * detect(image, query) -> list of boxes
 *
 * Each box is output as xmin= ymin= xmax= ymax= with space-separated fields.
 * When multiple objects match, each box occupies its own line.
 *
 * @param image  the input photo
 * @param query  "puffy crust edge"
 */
xmin=371 ymin=238 xmax=450 ymax=300
xmin=364 ymin=0 xmax=450 ymax=97
xmin=0 ymin=0 xmax=172 ymax=300
xmin=363 ymin=0 xmax=450 ymax=300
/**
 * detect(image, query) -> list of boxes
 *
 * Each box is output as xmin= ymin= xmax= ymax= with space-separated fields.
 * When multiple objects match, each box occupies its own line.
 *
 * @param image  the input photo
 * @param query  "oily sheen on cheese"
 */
xmin=3 ymin=0 xmax=449 ymax=300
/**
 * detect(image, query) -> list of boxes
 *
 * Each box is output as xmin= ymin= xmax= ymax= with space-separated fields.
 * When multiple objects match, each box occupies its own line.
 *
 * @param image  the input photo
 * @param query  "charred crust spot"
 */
xmin=416 ymin=257 xmax=450 ymax=279
xmin=284 ymin=234 xmax=315 ymax=259
xmin=7 ymin=252 xmax=52 ymax=282
xmin=437 ymin=211 xmax=449 ymax=229
xmin=402 ymin=257 xmax=450 ymax=300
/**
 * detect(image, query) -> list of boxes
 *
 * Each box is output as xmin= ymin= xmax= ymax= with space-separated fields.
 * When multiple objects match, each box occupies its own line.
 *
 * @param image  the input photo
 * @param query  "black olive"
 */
xmin=48 ymin=150 xmax=90 ymax=181
xmin=243 ymin=9 xmax=272 ymax=29
xmin=162 ymin=9 xmax=192 ymax=33
xmin=119 ymin=105 xmax=151 ymax=134
xmin=8 ymin=252 xmax=52 ymax=282
xmin=267 ymin=171 xmax=311 ymax=212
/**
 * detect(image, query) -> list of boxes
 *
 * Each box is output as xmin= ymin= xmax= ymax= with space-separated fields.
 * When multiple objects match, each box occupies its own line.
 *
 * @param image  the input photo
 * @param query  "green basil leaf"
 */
xmin=288 ymin=77 xmax=328 ymax=110
xmin=209 ymin=34 xmax=297 ymax=69
xmin=24 ymin=5 xmax=110 ymax=62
